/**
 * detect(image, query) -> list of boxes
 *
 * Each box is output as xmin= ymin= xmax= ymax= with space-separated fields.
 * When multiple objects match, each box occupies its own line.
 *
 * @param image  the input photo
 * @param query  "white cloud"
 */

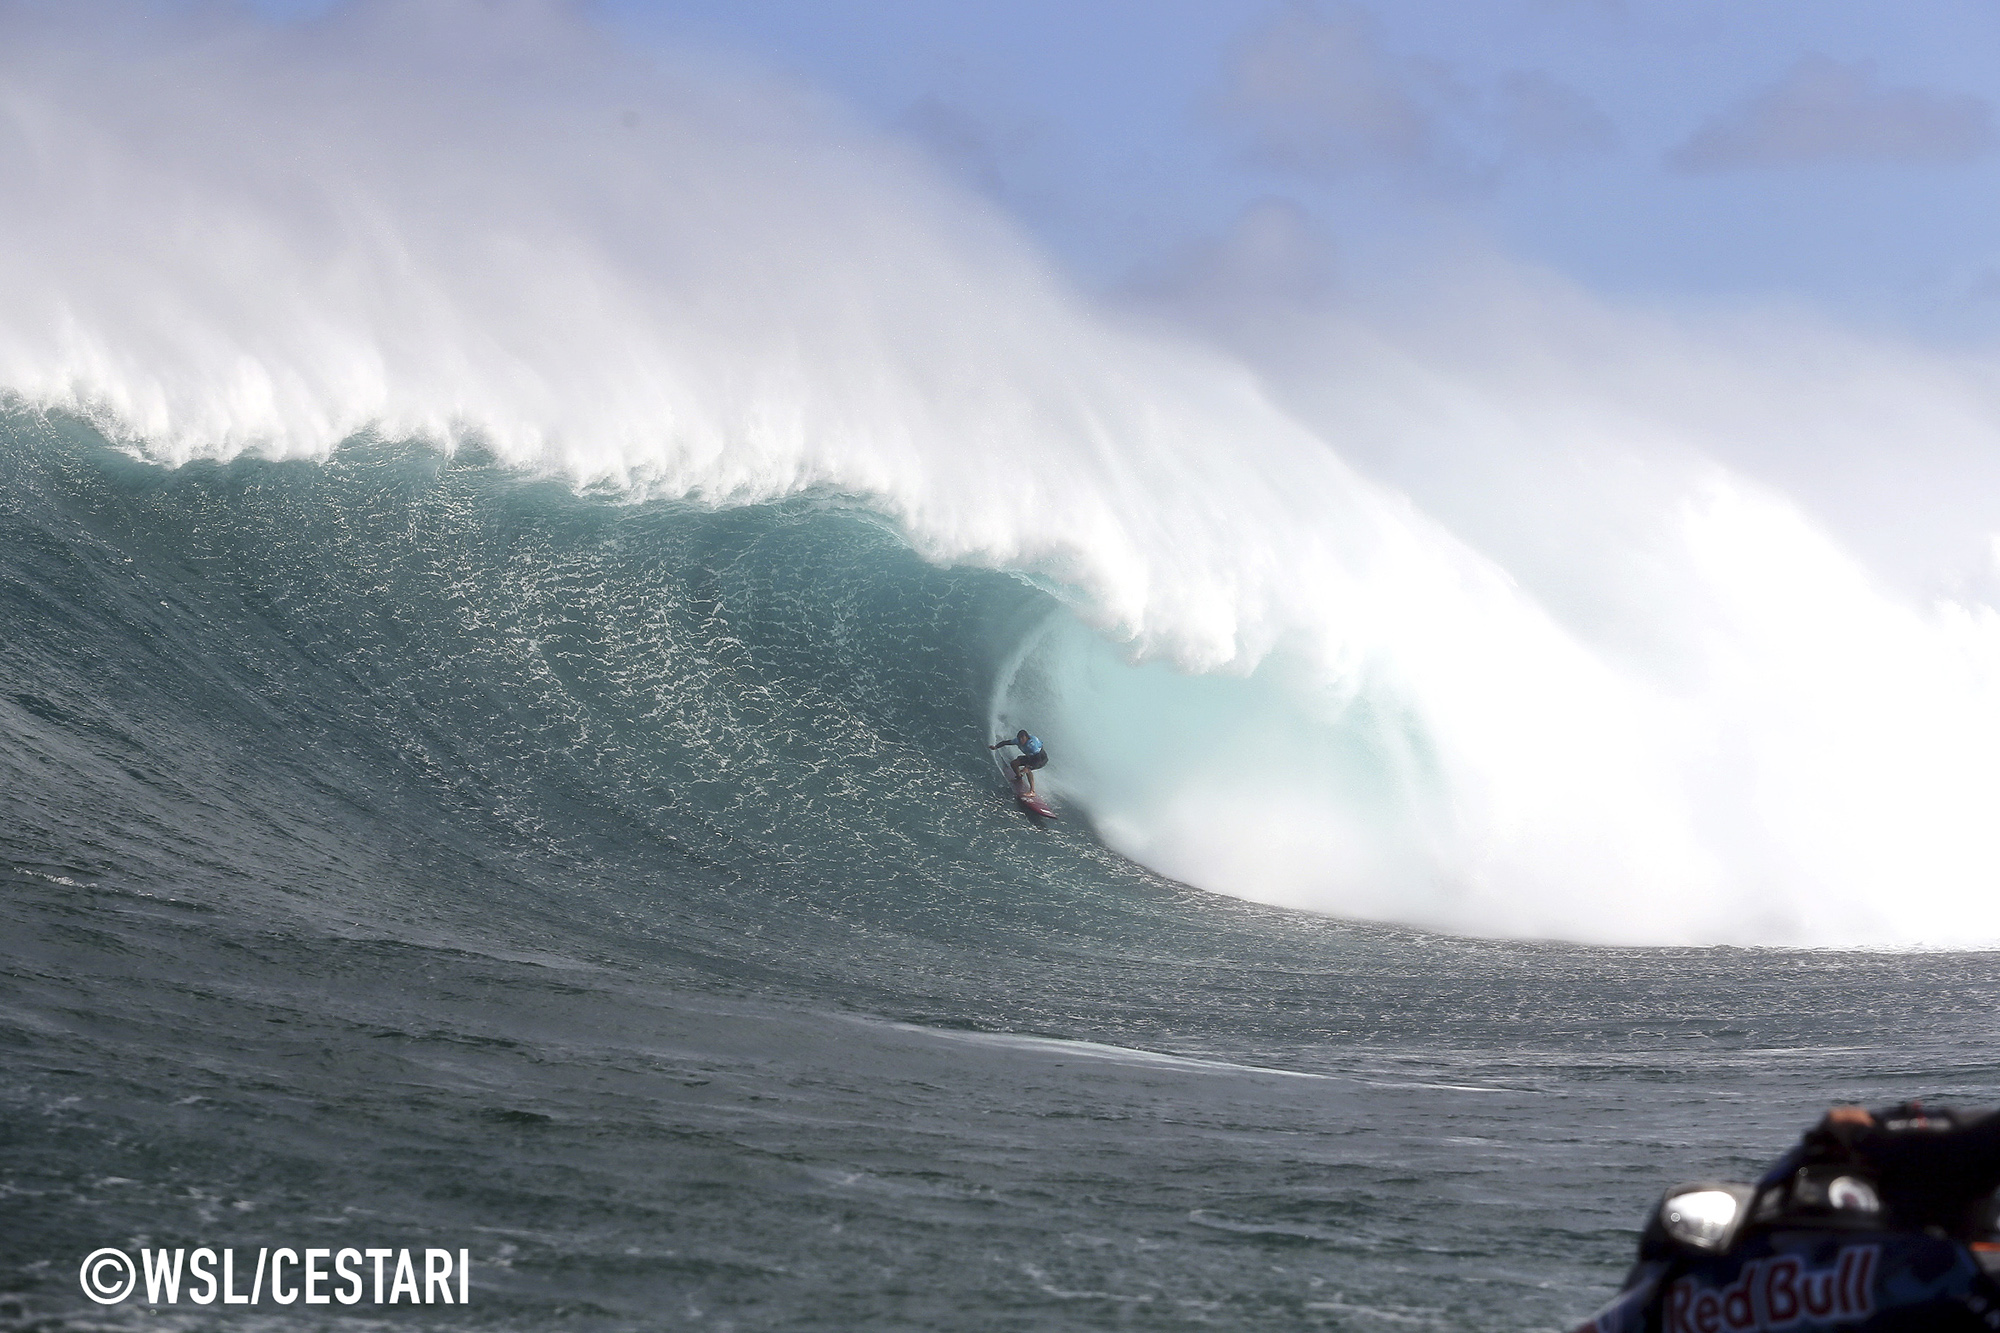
xmin=1216 ymin=2 xmax=1443 ymax=176
xmin=1212 ymin=5 xmax=1615 ymax=183
xmin=1124 ymin=197 xmax=1337 ymax=314
xmin=1670 ymin=55 xmax=1997 ymax=172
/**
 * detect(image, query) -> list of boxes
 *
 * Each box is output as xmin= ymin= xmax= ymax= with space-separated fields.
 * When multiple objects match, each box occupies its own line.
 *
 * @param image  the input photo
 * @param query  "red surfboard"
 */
xmin=1011 ymin=773 xmax=1058 ymax=820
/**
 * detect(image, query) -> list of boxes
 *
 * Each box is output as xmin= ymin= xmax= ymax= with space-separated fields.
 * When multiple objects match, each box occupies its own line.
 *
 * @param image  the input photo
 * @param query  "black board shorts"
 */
xmin=1017 ymin=750 xmax=1048 ymax=770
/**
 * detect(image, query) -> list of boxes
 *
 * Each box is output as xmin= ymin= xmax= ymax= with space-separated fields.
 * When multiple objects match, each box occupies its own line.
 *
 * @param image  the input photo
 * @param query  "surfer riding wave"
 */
xmin=990 ymin=730 xmax=1048 ymax=794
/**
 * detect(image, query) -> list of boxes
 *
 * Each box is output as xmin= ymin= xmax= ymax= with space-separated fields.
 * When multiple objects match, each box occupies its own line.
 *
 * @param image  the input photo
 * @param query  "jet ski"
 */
xmin=1570 ymin=1103 xmax=2000 ymax=1332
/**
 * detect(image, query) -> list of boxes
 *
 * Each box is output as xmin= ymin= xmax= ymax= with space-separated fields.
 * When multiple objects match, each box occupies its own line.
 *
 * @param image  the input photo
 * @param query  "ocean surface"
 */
xmin=7 ymin=414 xmax=2000 ymax=1331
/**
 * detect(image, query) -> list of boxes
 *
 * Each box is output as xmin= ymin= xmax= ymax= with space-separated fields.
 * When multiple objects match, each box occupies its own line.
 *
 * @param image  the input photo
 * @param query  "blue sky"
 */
xmin=241 ymin=1 xmax=2000 ymax=337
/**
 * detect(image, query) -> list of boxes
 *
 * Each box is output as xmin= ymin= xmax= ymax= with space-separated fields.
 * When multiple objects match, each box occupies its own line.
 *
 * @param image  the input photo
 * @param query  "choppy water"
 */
xmin=7 ymin=416 xmax=2000 ymax=1331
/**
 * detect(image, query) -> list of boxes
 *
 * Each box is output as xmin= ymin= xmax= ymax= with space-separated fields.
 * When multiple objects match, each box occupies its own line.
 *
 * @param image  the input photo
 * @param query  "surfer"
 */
xmin=990 ymin=729 xmax=1048 ymax=794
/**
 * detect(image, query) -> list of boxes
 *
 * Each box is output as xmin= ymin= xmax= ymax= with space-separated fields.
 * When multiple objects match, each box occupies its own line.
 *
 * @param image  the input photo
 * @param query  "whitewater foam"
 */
xmin=8 ymin=3 xmax=2000 ymax=945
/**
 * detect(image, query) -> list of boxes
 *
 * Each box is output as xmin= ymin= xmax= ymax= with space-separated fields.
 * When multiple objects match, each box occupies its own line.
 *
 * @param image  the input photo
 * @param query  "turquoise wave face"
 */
xmin=0 ymin=410 xmax=1242 ymax=999
xmin=1 ymin=405 xmax=1476 ymax=970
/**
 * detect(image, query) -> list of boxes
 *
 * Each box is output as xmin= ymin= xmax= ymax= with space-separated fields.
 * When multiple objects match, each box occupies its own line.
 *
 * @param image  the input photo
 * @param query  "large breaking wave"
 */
xmin=7 ymin=2 xmax=2000 ymax=947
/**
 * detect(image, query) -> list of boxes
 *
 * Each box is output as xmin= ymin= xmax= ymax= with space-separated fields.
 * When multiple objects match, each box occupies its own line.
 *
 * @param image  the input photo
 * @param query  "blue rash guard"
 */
xmin=997 ymin=733 xmax=1047 ymax=768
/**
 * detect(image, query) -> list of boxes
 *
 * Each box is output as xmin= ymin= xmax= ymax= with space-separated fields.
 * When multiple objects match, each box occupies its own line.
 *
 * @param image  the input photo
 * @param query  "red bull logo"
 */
xmin=1664 ymin=1246 xmax=1878 ymax=1332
